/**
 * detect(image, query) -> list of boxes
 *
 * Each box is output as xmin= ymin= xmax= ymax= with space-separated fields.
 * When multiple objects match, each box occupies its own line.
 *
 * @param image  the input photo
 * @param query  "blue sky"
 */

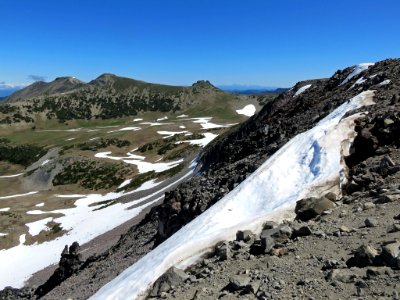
xmin=0 ymin=0 xmax=399 ymax=90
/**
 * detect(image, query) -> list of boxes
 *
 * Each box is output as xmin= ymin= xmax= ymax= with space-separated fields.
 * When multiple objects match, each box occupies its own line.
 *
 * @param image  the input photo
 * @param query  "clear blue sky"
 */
xmin=0 ymin=0 xmax=399 ymax=88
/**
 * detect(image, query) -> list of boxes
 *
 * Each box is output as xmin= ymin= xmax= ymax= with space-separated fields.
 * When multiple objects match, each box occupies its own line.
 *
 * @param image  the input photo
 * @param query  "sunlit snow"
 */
xmin=0 ymin=172 xmax=194 ymax=289
xmin=177 ymin=133 xmax=218 ymax=147
xmin=26 ymin=217 xmax=53 ymax=236
xmin=294 ymin=84 xmax=312 ymax=96
xmin=0 ymin=173 xmax=23 ymax=179
xmin=236 ymin=104 xmax=256 ymax=117
xmin=339 ymin=63 xmax=374 ymax=86
xmin=91 ymin=91 xmax=375 ymax=300
xmin=0 ymin=191 xmax=38 ymax=200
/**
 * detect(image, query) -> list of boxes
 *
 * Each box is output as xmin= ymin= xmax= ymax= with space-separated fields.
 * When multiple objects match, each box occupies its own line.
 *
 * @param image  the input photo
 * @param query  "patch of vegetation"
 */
xmin=0 ymin=139 xmax=46 ymax=167
xmin=77 ymin=138 xmax=131 ymax=151
xmin=53 ymin=160 xmax=134 ymax=190
xmin=164 ymin=144 xmax=199 ymax=160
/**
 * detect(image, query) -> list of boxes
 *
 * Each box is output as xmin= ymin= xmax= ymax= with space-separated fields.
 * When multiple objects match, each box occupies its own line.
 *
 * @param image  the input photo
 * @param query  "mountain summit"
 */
xmin=5 ymin=77 xmax=84 ymax=102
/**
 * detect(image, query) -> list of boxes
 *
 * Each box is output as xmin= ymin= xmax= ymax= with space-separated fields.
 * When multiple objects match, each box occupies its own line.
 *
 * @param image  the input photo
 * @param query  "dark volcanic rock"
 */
xmin=35 ymin=242 xmax=83 ymax=297
xmin=150 ymin=267 xmax=188 ymax=297
xmin=295 ymin=196 xmax=336 ymax=221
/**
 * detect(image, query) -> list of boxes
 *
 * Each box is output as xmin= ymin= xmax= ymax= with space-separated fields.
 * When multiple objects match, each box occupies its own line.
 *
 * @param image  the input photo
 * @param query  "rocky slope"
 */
xmin=1 ymin=58 xmax=399 ymax=299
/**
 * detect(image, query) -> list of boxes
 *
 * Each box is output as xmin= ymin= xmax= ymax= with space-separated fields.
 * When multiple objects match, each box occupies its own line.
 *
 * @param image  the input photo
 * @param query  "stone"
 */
xmin=387 ymin=224 xmax=400 ymax=233
xmin=326 ymin=269 xmax=357 ymax=283
xmin=150 ymin=267 xmax=188 ymax=297
xmin=363 ymin=202 xmax=375 ymax=210
xmin=228 ymin=275 xmax=251 ymax=291
xmin=381 ymin=241 xmax=400 ymax=269
xmin=236 ymin=230 xmax=254 ymax=243
xmin=216 ymin=242 xmax=230 ymax=261
xmin=291 ymin=224 xmax=312 ymax=238
xmin=339 ymin=225 xmax=350 ymax=233
xmin=260 ymin=236 xmax=275 ymax=253
xmin=365 ymin=217 xmax=378 ymax=228
xmin=346 ymin=245 xmax=379 ymax=267
xmin=295 ymin=196 xmax=336 ymax=221
xmin=366 ymin=267 xmax=392 ymax=277
xmin=324 ymin=192 xmax=337 ymax=202
xmin=262 ymin=221 xmax=278 ymax=230
xmin=271 ymin=225 xmax=293 ymax=243
xmin=375 ymin=194 xmax=400 ymax=204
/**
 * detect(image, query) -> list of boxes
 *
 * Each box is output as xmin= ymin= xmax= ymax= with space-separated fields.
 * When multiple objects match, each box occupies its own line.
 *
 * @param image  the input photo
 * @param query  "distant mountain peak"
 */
xmin=191 ymin=80 xmax=218 ymax=90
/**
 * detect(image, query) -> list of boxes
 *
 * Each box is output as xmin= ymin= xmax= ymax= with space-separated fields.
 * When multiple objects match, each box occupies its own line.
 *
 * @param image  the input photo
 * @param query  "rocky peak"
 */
xmin=191 ymin=80 xmax=218 ymax=90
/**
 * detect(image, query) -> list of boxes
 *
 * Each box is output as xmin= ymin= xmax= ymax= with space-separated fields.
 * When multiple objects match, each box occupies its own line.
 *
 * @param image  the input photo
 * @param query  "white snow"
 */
xmin=294 ymin=84 xmax=312 ymax=97
xmin=65 ymin=138 xmax=75 ymax=141
xmin=26 ymin=217 xmax=53 ymax=236
xmin=0 ymin=233 xmax=7 ymax=237
xmin=140 ymin=122 xmax=173 ymax=126
xmin=95 ymin=151 xmax=182 ymax=173
xmin=379 ymin=79 xmax=391 ymax=86
xmin=0 ymin=172 xmax=194 ymax=289
xmin=19 ymin=234 xmax=26 ymax=245
xmin=35 ymin=203 xmax=45 ymax=207
xmin=339 ymin=63 xmax=375 ymax=86
xmin=177 ymin=133 xmax=218 ymax=147
xmin=118 ymin=179 xmax=132 ymax=189
xmin=157 ymin=116 xmax=168 ymax=121
xmin=134 ymin=179 xmax=163 ymax=192
xmin=91 ymin=91 xmax=375 ymax=300
xmin=191 ymin=117 xmax=236 ymax=129
xmin=236 ymin=104 xmax=256 ymax=117
xmin=349 ymin=77 xmax=366 ymax=90
xmin=133 ymin=118 xmax=143 ymax=122
xmin=176 ymin=114 xmax=188 ymax=118
xmin=107 ymin=127 xmax=141 ymax=133
xmin=179 ymin=125 xmax=186 ymax=129
xmin=157 ymin=131 xmax=188 ymax=139
xmin=0 ymin=207 xmax=10 ymax=212
xmin=0 ymin=191 xmax=38 ymax=200
xmin=41 ymin=159 xmax=51 ymax=166
xmin=89 ymin=137 xmax=99 ymax=141
xmin=0 ymin=173 xmax=23 ymax=179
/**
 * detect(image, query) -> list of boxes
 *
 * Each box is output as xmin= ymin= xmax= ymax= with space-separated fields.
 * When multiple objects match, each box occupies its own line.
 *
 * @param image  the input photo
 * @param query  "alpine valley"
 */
xmin=1 ymin=58 xmax=400 ymax=300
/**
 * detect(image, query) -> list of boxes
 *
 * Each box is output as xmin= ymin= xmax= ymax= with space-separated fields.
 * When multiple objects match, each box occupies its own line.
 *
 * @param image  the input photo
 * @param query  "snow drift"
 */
xmin=91 ymin=90 xmax=375 ymax=300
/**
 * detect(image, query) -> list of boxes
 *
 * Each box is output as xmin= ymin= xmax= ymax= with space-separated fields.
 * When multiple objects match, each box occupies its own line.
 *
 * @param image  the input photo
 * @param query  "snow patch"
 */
xmin=107 ymin=127 xmax=141 ymax=133
xmin=118 ymin=179 xmax=132 ymax=189
xmin=26 ymin=217 xmax=53 ymax=236
xmin=236 ymin=104 xmax=256 ymax=117
xmin=192 ymin=117 xmax=236 ymax=129
xmin=177 ymin=133 xmax=218 ymax=147
xmin=0 ymin=191 xmax=38 ymax=200
xmin=91 ymin=91 xmax=375 ymax=300
xmin=379 ymin=79 xmax=391 ymax=86
xmin=349 ymin=77 xmax=366 ymax=90
xmin=0 ymin=233 xmax=7 ymax=237
xmin=133 ymin=118 xmax=143 ymax=122
xmin=140 ymin=122 xmax=173 ymax=126
xmin=95 ymin=151 xmax=182 ymax=173
xmin=176 ymin=114 xmax=188 ymax=118
xmin=340 ymin=63 xmax=374 ymax=86
xmin=0 ymin=172 xmax=194 ymax=289
xmin=65 ymin=138 xmax=75 ymax=141
xmin=0 ymin=173 xmax=23 ymax=179
xmin=41 ymin=159 xmax=51 ymax=166
xmin=294 ymin=84 xmax=312 ymax=97
xmin=35 ymin=203 xmax=45 ymax=207
xmin=157 ymin=116 xmax=168 ymax=121
xmin=0 ymin=207 xmax=10 ymax=212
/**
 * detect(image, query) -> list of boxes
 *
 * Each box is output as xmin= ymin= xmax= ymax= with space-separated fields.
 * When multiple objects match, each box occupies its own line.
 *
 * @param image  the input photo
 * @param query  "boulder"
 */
xmin=346 ymin=245 xmax=379 ymax=267
xmin=150 ymin=267 xmax=188 ymax=297
xmin=295 ymin=196 xmax=336 ymax=221
xmin=326 ymin=269 xmax=357 ymax=283
xmin=381 ymin=241 xmax=400 ymax=269
xmin=236 ymin=230 xmax=254 ymax=243
xmin=227 ymin=275 xmax=251 ymax=291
